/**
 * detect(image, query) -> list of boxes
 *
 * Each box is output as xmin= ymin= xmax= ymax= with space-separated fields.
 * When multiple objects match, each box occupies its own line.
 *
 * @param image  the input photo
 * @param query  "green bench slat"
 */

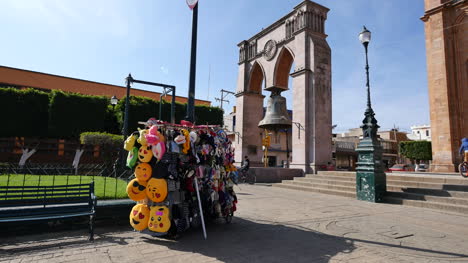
xmin=0 ymin=205 xmax=92 ymax=217
xmin=0 ymin=211 xmax=94 ymax=223
xmin=0 ymin=197 xmax=92 ymax=207
xmin=0 ymin=187 xmax=91 ymax=194
xmin=0 ymin=192 xmax=90 ymax=199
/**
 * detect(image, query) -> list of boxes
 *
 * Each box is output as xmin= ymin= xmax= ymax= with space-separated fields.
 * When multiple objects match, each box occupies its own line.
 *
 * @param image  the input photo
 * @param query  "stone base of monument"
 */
xmin=250 ymin=167 xmax=304 ymax=183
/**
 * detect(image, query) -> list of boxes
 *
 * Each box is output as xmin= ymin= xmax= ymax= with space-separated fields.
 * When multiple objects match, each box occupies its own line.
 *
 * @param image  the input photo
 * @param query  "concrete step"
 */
xmin=386 ymin=180 xmax=468 ymax=191
xmin=387 ymin=186 xmax=468 ymax=199
xmin=317 ymin=171 xmax=468 ymax=185
xmin=294 ymin=177 xmax=356 ymax=187
xmin=272 ymin=183 xmax=356 ymax=198
xmin=282 ymin=180 xmax=355 ymax=192
xmin=384 ymin=196 xmax=468 ymax=214
xmin=305 ymin=174 xmax=355 ymax=181
xmin=386 ymin=191 xmax=468 ymax=206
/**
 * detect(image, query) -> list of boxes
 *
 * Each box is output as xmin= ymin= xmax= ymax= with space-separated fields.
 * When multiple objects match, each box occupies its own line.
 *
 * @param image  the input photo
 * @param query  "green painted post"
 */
xmin=356 ymin=26 xmax=386 ymax=202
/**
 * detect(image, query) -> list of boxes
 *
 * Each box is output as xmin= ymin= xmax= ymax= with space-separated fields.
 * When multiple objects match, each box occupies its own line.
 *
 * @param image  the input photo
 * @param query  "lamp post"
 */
xmin=355 ymin=26 xmax=386 ymax=203
xmin=110 ymin=95 xmax=118 ymax=109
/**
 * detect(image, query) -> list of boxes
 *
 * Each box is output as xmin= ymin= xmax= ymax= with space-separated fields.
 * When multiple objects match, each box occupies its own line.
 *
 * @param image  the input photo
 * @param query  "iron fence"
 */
xmin=0 ymin=163 xmax=133 ymax=200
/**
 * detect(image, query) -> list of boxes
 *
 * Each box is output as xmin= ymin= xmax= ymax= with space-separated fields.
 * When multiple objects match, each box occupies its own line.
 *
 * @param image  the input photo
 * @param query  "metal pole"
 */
xmin=194 ymin=176 xmax=207 ymax=239
xmin=123 ymin=74 xmax=132 ymax=139
xmin=171 ymin=87 xmax=176 ymax=124
xmin=364 ymin=43 xmax=371 ymax=110
xmin=185 ymin=3 xmax=198 ymax=123
xmin=159 ymin=93 xmax=163 ymax=121
xmin=285 ymin=130 xmax=290 ymax=168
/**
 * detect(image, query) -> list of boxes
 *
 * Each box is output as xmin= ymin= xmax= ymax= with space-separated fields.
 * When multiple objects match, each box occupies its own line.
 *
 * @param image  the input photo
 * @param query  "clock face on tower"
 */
xmin=186 ymin=0 xmax=199 ymax=9
xmin=263 ymin=40 xmax=277 ymax=61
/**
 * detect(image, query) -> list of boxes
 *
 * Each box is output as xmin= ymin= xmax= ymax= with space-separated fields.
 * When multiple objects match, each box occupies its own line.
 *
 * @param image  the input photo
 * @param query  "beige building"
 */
xmin=421 ymin=0 xmax=468 ymax=172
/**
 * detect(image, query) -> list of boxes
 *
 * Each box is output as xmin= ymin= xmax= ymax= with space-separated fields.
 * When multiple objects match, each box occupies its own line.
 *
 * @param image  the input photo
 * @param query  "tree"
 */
xmin=399 ymin=141 xmax=432 ymax=165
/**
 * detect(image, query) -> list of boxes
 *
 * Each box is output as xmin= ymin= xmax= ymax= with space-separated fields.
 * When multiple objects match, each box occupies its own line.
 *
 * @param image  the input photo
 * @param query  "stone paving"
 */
xmin=1 ymin=184 xmax=468 ymax=263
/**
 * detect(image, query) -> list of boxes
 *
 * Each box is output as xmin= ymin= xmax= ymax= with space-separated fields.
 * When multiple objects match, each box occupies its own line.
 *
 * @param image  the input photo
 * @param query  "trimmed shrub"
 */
xmin=0 ymin=87 xmax=49 ymax=137
xmin=49 ymin=91 xmax=108 ymax=138
xmin=399 ymin=141 xmax=432 ymax=162
xmin=80 ymin=132 xmax=123 ymax=148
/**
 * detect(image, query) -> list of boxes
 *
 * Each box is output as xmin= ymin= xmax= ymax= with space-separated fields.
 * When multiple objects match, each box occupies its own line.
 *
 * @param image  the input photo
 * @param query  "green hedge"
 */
xmin=0 ymin=88 xmax=49 ymax=137
xmin=0 ymin=87 xmax=223 ymax=138
xmin=49 ymin=91 xmax=108 ymax=137
xmin=399 ymin=141 xmax=432 ymax=161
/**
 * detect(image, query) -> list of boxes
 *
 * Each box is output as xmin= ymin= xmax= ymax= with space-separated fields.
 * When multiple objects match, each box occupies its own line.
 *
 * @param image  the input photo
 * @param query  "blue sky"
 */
xmin=0 ymin=0 xmax=429 ymax=133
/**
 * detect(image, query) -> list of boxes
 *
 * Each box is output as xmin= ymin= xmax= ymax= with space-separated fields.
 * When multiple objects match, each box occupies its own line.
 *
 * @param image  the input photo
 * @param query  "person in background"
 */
xmin=459 ymin=138 xmax=468 ymax=163
xmin=241 ymin=156 xmax=250 ymax=173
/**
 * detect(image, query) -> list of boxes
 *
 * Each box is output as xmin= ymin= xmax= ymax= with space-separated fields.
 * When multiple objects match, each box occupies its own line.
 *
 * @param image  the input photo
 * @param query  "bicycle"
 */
xmin=238 ymin=169 xmax=256 ymax=184
xmin=459 ymin=161 xmax=468 ymax=178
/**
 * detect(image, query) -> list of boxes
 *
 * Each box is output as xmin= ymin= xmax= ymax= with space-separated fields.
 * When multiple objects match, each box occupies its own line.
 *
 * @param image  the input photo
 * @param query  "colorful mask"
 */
xmin=146 ymin=178 xmax=168 ymax=203
xmin=148 ymin=206 xmax=171 ymax=233
xmin=126 ymin=179 xmax=147 ymax=201
xmin=152 ymin=141 xmax=166 ymax=161
xmin=135 ymin=163 xmax=152 ymax=182
xmin=137 ymin=128 xmax=148 ymax=146
xmin=126 ymin=147 xmax=138 ymax=169
xmin=124 ymin=134 xmax=137 ymax=152
xmin=129 ymin=204 xmax=150 ymax=231
xmin=138 ymin=145 xmax=153 ymax=163
xmin=174 ymin=135 xmax=186 ymax=144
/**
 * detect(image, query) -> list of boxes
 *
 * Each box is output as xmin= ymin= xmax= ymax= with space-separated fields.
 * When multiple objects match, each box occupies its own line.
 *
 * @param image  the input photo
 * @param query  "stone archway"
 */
xmin=235 ymin=0 xmax=332 ymax=173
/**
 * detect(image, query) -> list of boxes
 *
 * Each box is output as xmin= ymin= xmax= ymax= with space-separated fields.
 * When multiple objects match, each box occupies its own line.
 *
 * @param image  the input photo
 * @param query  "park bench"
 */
xmin=0 ymin=182 xmax=97 ymax=240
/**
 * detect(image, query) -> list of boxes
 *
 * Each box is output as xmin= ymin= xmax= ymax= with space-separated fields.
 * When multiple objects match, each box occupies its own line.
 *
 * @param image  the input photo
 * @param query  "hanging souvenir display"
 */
xmin=123 ymin=119 xmax=238 ymax=239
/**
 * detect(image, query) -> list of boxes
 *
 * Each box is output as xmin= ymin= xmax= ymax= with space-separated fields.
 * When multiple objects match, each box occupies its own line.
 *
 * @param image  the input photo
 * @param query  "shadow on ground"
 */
xmin=142 ymin=217 xmax=355 ymax=263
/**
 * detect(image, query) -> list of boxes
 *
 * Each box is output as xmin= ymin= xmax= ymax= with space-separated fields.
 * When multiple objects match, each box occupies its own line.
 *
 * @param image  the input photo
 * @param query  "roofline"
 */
xmin=237 ymin=0 xmax=329 ymax=46
xmin=0 ymin=65 xmax=212 ymax=103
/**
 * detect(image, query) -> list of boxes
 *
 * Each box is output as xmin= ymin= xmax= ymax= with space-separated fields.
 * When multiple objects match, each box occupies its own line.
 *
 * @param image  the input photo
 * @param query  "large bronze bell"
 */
xmin=258 ymin=88 xmax=292 ymax=130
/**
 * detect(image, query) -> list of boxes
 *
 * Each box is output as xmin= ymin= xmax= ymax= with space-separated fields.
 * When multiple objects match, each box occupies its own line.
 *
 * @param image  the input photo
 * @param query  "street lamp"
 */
xmin=110 ymin=95 xmax=118 ymax=108
xmin=355 ymin=26 xmax=386 ymax=203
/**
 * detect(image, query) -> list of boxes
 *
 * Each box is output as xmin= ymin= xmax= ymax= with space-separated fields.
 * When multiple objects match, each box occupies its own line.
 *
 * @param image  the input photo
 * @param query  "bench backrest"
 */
xmin=0 ymin=182 xmax=95 ymax=208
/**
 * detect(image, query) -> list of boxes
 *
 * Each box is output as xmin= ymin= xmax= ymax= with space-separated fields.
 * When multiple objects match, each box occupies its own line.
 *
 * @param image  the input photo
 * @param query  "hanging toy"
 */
xmin=138 ymin=145 xmax=153 ymax=163
xmin=130 ymin=204 xmax=150 ymax=231
xmin=152 ymin=140 xmax=166 ymax=162
xmin=181 ymin=129 xmax=190 ymax=154
xmin=146 ymin=126 xmax=166 ymax=146
xmin=126 ymin=147 xmax=138 ymax=169
xmin=126 ymin=178 xmax=148 ymax=201
xmin=137 ymin=128 xmax=148 ymax=146
xmin=124 ymin=133 xmax=138 ymax=151
xmin=146 ymin=178 xmax=168 ymax=203
xmin=148 ymin=206 xmax=171 ymax=233
xmin=134 ymin=162 xmax=152 ymax=182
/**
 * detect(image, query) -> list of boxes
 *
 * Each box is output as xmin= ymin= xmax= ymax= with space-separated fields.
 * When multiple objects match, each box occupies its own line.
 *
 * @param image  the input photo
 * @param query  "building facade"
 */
xmin=407 ymin=124 xmax=432 ymax=141
xmin=421 ymin=0 xmax=468 ymax=172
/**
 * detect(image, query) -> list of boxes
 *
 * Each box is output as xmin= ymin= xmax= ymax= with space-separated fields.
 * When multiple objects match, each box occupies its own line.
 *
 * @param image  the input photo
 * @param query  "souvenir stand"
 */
xmin=124 ymin=118 xmax=238 ymax=239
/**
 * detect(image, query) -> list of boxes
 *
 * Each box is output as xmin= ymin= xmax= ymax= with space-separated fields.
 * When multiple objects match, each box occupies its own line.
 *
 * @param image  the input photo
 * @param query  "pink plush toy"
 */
xmin=152 ymin=141 xmax=166 ymax=161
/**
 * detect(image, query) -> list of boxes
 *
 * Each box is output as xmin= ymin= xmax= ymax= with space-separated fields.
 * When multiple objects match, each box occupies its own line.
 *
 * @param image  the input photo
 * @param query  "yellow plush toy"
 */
xmin=148 ymin=206 xmax=171 ymax=233
xmin=124 ymin=134 xmax=137 ymax=152
xmin=181 ymin=129 xmax=190 ymax=154
xmin=135 ymin=163 xmax=152 ymax=182
xmin=126 ymin=179 xmax=147 ymax=201
xmin=146 ymin=178 xmax=168 ymax=203
xmin=138 ymin=145 xmax=153 ymax=163
xmin=137 ymin=128 xmax=148 ymax=146
xmin=129 ymin=204 xmax=150 ymax=231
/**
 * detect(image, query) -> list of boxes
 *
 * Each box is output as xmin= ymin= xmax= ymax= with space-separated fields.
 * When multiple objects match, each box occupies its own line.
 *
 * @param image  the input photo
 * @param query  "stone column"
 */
xmin=289 ymin=32 xmax=332 ymax=173
xmin=234 ymin=92 xmax=264 ymax=166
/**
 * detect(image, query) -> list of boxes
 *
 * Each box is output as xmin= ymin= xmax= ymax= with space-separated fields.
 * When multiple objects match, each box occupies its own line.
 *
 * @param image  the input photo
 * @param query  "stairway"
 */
xmin=272 ymin=171 xmax=468 ymax=214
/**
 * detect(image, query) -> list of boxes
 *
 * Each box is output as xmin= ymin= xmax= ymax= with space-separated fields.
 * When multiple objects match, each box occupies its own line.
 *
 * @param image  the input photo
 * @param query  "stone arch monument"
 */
xmin=235 ymin=0 xmax=332 ymax=173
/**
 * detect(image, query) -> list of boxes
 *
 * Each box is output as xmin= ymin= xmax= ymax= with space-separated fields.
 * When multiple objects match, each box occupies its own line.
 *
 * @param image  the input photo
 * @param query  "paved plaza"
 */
xmin=1 ymin=184 xmax=468 ymax=263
